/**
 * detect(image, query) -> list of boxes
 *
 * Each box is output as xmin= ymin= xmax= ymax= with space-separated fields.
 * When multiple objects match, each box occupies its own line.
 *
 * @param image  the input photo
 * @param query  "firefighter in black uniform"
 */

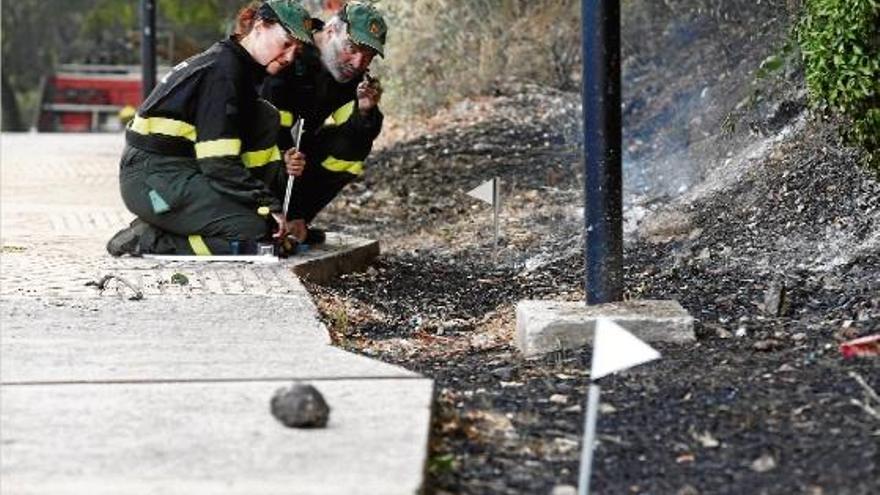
xmin=107 ymin=0 xmax=314 ymax=256
xmin=260 ymin=1 xmax=387 ymax=243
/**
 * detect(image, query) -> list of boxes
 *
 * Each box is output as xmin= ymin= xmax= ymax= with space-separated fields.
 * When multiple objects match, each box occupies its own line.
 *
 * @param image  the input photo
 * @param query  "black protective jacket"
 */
xmin=126 ymin=37 xmax=282 ymax=213
xmin=261 ymin=42 xmax=383 ymax=222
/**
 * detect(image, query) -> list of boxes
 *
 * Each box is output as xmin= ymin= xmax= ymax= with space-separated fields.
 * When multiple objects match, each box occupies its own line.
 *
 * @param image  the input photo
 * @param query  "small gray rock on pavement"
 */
xmin=271 ymin=383 xmax=331 ymax=428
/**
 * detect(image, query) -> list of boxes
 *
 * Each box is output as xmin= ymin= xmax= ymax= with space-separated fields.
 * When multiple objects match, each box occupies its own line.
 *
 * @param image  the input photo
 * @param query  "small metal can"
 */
xmin=229 ymin=240 xmax=241 ymax=255
xmin=258 ymin=243 xmax=275 ymax=256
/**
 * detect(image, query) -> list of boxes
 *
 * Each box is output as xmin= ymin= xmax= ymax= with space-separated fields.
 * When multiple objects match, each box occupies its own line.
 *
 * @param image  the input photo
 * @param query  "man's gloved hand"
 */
xmin=357 ymin=74 xmax=383 ymax=116
xmin=284 ymin=149 xmax=306 ymax=177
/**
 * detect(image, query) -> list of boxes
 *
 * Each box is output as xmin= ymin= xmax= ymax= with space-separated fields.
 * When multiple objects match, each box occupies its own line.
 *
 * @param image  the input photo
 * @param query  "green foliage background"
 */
xmin=797 ymin=0 xmax=880 ymax=168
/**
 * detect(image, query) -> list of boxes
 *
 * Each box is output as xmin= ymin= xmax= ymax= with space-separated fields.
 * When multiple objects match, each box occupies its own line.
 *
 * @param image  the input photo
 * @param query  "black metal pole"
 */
xmin=581 ymin=0 xmax=623 ymax=304
xmin=141 ymin=0 xmax=157 ymax=100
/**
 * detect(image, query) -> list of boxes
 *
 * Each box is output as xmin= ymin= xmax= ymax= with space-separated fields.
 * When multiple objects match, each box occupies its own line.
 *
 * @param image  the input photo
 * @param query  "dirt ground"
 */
xmin=305 ymin=2 xmax=879 ymax=494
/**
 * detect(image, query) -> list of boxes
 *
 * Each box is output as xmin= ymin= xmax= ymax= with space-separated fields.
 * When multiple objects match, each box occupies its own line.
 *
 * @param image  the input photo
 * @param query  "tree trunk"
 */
xmin=1 ymin=72 xmax=25 ymax=131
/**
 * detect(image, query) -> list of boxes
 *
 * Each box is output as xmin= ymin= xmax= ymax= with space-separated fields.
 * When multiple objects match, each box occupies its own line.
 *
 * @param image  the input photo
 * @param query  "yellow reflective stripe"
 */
xmin=322 ymin=156 xmax=363 ymax=176
xmin=279 ymin=110 xmax=294 ymax=127
xmin=187 ymin=235 xmax=211 ymax=256
xmin=130 ymin=115 xmax=197 ymax=141
xmin=331 ymin=101 xmax=355 ymax=125
xmin=241 ymin=146 xmax=281 ymax=168
xmin=195 ymin=139 xmax=242 ymax=159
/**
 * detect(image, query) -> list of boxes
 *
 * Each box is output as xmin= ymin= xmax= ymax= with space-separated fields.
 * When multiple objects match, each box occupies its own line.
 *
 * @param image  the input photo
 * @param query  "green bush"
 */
xmin=797 ymin=0 xmax=880 ymax=169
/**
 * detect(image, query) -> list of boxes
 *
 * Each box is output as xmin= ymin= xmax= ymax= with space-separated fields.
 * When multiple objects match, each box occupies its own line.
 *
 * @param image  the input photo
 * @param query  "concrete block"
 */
xmin=515 ymin=299 xmax=695 ymax=358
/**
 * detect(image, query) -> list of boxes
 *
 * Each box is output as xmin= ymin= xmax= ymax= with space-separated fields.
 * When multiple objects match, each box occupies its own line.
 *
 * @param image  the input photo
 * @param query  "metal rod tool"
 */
xmin=283 ymin=117 xmax=305 ymax=220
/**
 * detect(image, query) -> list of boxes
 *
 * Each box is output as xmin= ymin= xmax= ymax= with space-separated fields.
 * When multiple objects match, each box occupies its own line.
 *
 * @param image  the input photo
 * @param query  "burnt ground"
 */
xmin=304 ymin=2 xmax=879 ymax=494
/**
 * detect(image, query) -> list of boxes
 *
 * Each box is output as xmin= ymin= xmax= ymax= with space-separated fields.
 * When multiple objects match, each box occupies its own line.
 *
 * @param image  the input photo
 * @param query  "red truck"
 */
xmin=36 ymin=64 xmax=166 ymax=132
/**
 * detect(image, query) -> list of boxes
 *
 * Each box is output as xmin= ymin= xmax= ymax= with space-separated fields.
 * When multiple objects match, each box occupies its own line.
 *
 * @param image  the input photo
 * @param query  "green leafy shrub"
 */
xmin=797 ymin=0 xmax=880 ymax=169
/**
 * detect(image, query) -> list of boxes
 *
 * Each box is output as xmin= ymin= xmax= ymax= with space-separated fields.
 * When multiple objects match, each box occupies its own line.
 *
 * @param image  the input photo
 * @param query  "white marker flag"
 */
xmin=467 ymin=178 xmax=496 ymax=205
xmin=590 ymin=319 xmax=660 ymax=380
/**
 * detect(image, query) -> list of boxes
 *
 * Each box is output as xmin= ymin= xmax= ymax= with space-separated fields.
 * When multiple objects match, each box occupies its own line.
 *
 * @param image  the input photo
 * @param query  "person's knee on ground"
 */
xmin=200 ymin=213 xmax=272 ymax=254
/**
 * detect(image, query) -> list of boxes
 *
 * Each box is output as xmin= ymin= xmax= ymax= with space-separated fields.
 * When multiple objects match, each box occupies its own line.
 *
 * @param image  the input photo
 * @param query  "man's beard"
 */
xmin=266 ymin=60 xmax=286 ymax=75
xmin=321 ymin=37 xmax=358 ymax=83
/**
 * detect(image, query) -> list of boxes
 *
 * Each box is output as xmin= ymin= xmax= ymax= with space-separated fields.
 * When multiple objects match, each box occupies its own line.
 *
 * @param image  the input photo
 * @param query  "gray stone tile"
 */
xmin=1 ymin=378 xmax=433 ymax=495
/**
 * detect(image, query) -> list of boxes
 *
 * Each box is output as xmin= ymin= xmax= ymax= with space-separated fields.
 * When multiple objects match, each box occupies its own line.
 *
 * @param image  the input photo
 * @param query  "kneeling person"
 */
xmin=261 ymin=0 xmax=387 ymax=243
xmin=108 ymin=0 xmax=314 ymax=256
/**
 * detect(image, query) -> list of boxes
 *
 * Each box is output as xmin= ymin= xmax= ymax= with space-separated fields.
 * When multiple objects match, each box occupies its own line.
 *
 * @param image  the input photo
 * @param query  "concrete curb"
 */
xmin=291 ymin=233 xmax=380 ymax=284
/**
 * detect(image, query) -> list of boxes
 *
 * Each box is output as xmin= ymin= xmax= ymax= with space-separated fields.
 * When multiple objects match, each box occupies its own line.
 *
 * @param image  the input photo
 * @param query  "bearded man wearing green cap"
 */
xmin=260 ymin=0 xmax=388 ymax=244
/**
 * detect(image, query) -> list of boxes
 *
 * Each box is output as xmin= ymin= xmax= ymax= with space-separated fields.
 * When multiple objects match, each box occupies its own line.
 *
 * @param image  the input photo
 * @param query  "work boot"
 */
xmin=304 ymin=227 xmax=326 ymax=245
xmin=106 ymin=219 xmax=148 ymax=257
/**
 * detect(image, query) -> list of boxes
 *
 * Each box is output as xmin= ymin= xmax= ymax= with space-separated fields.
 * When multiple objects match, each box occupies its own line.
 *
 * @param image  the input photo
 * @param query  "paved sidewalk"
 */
xmin=0 ymin=134 xmax=434 ymax=495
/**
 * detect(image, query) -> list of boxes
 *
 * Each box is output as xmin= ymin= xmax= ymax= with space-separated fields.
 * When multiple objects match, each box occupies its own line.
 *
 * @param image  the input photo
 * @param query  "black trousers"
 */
xmin=118 ymin=145 xmax=270 ymax=255
xmin=259 ymin=160 xmax=355 ymax=224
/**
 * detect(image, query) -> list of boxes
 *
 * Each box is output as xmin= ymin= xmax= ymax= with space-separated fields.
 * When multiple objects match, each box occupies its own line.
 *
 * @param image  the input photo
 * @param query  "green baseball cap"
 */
xmin=265 ymin=0 xmax=315 ymax=45
xmin=340 ymin=1 xmax=387 ymax=57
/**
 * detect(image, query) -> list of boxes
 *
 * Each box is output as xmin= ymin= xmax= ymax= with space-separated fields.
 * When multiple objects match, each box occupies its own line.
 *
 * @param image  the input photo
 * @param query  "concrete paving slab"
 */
xmin=0 ymin=134 xmax=125 ymax=211
xmin=1 ymin=224 xmax=378 ymax=296
xmin=1 ymin=295 xmax=416 ymax=383
xmin=2 ymin=251 xmax=305 ymax=298
xmin=1 ymin=378 xmax=433 ymax=495
xmin=515 ymin=299 xmax=695 ymax=357
xmin=1 ymin=133 xmax=434 ymax=493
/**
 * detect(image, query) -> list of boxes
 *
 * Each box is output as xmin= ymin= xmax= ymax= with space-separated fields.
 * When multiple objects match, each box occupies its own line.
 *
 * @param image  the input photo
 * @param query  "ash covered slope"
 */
xmin=319 ymin=0 xmax=879 ymax=292
xmin=309 ymin=1 xmax=879 ymax=493
xmin=324 ymin=1 xmax=811 ymax=239
xmin=312 ymin=0 xmax=880 ymax=360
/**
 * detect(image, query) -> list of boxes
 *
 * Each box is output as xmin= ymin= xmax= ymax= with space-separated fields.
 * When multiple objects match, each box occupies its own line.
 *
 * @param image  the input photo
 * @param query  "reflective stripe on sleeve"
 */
xmin=195 ymin=139 xmax=242 ymax=159
xmin=130 ymin=115 xmax=197 ymax=141
xmin=241 ymin=146 xmax=282 ymax=168
xmin=330 ymin=101 xmax=355 ymax=125
xmin=322 ymin=156 xmax=363 ymax=176
xmin=279 ymin=110 xmax=294 ymax=128
xmin=187 ymin=235 xmax=212 ymax=255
